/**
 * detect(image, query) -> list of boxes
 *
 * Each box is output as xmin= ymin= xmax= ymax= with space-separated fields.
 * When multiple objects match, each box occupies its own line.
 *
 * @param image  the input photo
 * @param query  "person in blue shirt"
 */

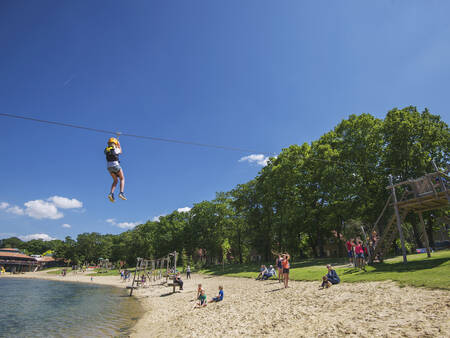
xmin=324 ymin=264 xmax=340 ymax=285
xmin=210 ymin=285 xmax=224 ymax=302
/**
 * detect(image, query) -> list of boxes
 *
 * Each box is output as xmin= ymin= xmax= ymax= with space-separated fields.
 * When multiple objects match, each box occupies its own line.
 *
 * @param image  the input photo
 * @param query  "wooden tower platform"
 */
xmin=370 ymin=169 xmax=449 ymax=263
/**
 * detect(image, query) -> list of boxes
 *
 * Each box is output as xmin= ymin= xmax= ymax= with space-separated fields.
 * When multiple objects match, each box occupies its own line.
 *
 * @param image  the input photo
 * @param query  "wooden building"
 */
xmin=0 ymin=248 xmax=38 ymax=273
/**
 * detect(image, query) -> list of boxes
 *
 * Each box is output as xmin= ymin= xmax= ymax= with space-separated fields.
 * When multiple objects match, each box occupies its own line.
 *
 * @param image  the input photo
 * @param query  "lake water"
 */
xmin=0 ymin=278 xmax=142 ymax=337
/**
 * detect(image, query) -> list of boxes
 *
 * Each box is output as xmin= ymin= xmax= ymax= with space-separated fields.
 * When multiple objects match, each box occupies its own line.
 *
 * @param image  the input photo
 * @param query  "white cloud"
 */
xmin=177 ymin=207 xmax=191 ymax=213
xmin=24 ymin=200 xmax=63 ymax=220
xmin=47 ymin=196 xmax=83 ymax=209
xmin=106 ymin=218 xmax=140 ymax=229
xmin=62 ymin=223 xmax=71 ymax=228
xmin=7 ymin=205 xmax=25 ymax=215
xmin=19 ymin=233 xmax=56 ymax=241
xmin=152 ymin=214 xmax=166 ymax=222
xmin=1 ymin=196 xmax=83 ymax=220
xmin=116 ymin=221 xmax=140 ymax=229
xmin=239 ymin=154 xmax=270 ymax=166
xmin=0 ymin=202 xmax=24 ymax=216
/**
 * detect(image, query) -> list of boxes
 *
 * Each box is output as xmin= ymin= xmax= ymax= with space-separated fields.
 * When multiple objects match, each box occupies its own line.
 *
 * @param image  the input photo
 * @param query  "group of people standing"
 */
xmin=346 ymin=231 xmax=379 ymax=270
xmin=120 ymin=269 xmax=132 ymax=281
xmin=276 ymin=253 xmax=291 ymax=288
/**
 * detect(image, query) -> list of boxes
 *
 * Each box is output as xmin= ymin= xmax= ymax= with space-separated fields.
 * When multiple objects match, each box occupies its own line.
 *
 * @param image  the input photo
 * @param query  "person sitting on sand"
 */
xmin=195 ymin=289 xmax=207 ymax=308
xmin=196 ymin=283 xmax=203 ymax=299
xmin=210 ymin=285 xmax=224 ymax=302
xmin=262 ymin=265 xmax=277 ymax=280
xmin=324 ymin=264 xmax=340 ymax=285
xmin=256 ymin=265 xmax=267 ymax=280
xmin=320 ymin=275 xmax=332 ymax=289
xmin=174 ymin=272 xmax=184 ymax=290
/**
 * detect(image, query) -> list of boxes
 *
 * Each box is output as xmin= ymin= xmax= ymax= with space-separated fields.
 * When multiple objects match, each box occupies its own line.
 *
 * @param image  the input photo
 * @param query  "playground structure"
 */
xmin=97 ymin=258 xmax=113 ymax=273
xmin=370 ymin=163 xmax=449 ymax=264
xmin=129 ymin=251 xmax=178 ymax=296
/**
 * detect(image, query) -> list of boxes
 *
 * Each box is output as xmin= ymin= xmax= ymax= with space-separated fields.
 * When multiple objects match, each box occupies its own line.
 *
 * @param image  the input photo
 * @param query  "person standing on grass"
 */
xmin=186 ymin=265 xmax=191 ymax=279
xmin=346 ymin=238 xmax=354 ymax=266
xmin=355 ymin=241 xmax=366 ymax=270
xmin=282 ymin=253 xmax=290 ymax=288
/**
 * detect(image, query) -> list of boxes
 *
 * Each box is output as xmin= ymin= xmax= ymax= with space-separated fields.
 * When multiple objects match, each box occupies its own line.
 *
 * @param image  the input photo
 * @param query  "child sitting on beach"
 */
xmin=321 ymin=264 xmax=340 ymax=287
xmin=196 ymin=284 xmax=203 ymax=299
xmin=320 ymin=276 xmax=332 ymax=289
xmin=195 ymin=289 xmax=207 ymax=308
xmin=210 ymin=286 xmax=224 ymax=302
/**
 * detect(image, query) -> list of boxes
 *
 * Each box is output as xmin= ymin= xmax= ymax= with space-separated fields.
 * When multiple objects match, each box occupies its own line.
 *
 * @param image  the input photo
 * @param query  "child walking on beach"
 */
xmin=104 ymin=137 xmax=126 ymax=202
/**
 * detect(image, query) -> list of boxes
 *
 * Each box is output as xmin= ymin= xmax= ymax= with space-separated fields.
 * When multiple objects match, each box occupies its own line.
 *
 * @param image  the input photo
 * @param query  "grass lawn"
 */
xmin=198 ymin=250 xmax=450 ymax=290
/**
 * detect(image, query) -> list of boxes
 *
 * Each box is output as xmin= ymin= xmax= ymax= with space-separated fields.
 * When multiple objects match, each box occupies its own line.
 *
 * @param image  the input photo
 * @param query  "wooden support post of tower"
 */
xmin=433 ymin=160 xmax=450 ymax=203
xmin=130 ymin=257 xmax=141 ymax=296
xmin=418 ymin=212 xmax=431 ymax=258
xmin=389 ymin=175 xmax=408 ymax=264
xmin=174 ymin=251 xmax=177 ymax=273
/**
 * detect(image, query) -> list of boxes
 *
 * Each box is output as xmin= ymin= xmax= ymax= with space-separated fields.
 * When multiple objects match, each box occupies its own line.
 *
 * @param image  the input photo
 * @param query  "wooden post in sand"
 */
xmin=130 ymin=257 xmax=141 ymax=296
xmin=389 ymin=175 xmax=408 ymax=264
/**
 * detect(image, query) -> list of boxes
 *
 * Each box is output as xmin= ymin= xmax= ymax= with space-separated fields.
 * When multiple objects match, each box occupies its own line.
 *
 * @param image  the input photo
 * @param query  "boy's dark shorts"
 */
xmin=283 ymin=268 xmax=290 ymax=274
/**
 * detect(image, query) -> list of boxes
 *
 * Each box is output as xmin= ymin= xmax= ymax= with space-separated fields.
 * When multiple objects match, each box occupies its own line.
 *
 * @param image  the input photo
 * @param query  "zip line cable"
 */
xmin=0 ymin=112 xmax=273 ymax=155
xmin=0 ymin=112 xmax=436 ymax=173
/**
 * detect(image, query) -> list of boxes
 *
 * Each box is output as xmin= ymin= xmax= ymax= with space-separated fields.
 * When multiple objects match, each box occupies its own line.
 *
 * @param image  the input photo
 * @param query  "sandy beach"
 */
xmin=3 ymin=271 xmax=450 ymax=337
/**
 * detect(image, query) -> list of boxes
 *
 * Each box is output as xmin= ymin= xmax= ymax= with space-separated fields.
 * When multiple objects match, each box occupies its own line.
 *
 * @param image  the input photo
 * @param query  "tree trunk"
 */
xmin=237 ymin=230 xmax=243 ymax=264
xmin=426 ymin=214 xmax=435 ymax=247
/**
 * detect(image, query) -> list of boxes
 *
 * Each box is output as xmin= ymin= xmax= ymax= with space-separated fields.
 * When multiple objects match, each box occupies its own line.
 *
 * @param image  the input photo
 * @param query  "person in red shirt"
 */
xmin=345 ymin=239 xmax=354 ymax=266
xmin=281 ymin=253 xmax=291 ymax=288
xmin=355 ymin=241 xmax=366 ymax=270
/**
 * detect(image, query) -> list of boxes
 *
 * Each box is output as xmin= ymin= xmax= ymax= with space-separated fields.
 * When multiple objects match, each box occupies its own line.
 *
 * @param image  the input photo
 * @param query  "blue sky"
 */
xmin=1 ymin=1 xmax=449 ymax=242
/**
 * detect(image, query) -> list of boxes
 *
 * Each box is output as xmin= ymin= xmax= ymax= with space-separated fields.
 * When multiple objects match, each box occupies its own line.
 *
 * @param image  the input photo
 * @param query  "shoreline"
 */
xmin=3 ymin=271 xmax=450 ymax=337
xmin=1 ymin=269 xmax=131 ymax=288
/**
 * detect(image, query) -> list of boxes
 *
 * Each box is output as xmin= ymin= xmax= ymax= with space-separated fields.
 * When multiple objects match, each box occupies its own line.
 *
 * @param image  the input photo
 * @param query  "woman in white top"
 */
xmin=104 ymin=137 xmax=126 ymax=202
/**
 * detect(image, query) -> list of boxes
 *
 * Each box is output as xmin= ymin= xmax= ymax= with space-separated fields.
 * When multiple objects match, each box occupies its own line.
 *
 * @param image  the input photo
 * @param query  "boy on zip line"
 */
xmin=105 ymin=137 xmax=126 ymax=202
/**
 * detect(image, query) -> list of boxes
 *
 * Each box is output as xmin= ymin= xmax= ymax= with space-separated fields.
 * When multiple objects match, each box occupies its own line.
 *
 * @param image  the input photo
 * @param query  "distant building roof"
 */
xmin=0 ymin=248 xmax=36 ymax=261
xmin=0 ymin=248 xmax=21 ymax=253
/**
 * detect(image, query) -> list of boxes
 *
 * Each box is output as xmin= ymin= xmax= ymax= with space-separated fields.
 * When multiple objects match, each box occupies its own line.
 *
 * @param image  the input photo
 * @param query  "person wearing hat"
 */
xmin=104 ymin=137 xmax=126 ymax=202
